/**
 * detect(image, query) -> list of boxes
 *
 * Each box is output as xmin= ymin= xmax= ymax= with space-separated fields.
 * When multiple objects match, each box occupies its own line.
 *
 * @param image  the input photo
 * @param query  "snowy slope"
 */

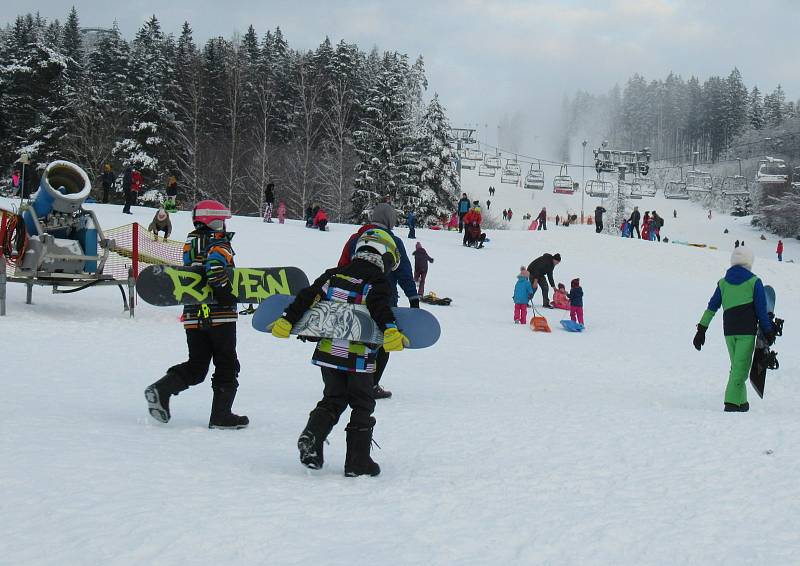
xmin=459 ymin=164 xmax=797 ymax=261
xmin=2 ymin=195 xmax=799 ymax=565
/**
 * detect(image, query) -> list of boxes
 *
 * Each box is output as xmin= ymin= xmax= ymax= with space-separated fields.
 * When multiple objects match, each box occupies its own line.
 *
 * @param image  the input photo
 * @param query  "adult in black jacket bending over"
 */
xmin=527 ymin=252 xmax=561 ymax=308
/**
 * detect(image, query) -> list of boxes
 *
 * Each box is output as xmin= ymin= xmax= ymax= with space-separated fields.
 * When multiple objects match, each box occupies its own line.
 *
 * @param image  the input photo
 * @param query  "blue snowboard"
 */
xmin=750 ymin=285 xmax=778 ymax=398
xmin=560 ymin=320 xmax=584 ymax=332
xmin=252 ymin=294 xmax=440 ymax=349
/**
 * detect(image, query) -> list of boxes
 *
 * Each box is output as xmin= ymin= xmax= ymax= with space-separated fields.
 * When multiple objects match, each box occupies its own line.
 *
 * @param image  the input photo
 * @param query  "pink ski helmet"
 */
xmin=193 ymin=199 xmax=231 ymax=230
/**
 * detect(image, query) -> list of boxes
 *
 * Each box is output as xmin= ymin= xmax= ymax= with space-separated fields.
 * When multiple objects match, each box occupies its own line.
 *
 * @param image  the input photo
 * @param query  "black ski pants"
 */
xmin=537 ymin=218 xmax=547 ymax=230
xmin=122 ymin=189 xmax=136 ymax=213
xmin=595 ymin=220 xmax=603 ymax=233
xmin=531 ymin=277 xmax=551 ymax=307
xmin=458 ymin=212 xmax=466 ymax=233
xmin=169 ymin=323 xmax=239 ymax=390
xmin=631 ymin=222 xmax=640 ymax=238
xmin=316 ymin=367 xmax=376 ymax=429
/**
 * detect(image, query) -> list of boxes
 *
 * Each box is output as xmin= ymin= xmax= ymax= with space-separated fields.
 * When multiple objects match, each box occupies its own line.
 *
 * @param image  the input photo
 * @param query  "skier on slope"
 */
xmin=693 ymin=246 xmax=775 ymax=412
xmin=271 ymin=228 xmax=408 ymax=477
xmin=338 ymin=199 xmax=419 ymax=399
xmin=144 ymin=200 xmax=248 ymax=429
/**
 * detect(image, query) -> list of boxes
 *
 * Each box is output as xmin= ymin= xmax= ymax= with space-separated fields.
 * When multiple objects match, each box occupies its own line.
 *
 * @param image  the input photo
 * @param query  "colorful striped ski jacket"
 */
xmin=181 ymin=229 xmax=238 ymax=329
xmin=282 ymin=259 xmax=397 ymax=373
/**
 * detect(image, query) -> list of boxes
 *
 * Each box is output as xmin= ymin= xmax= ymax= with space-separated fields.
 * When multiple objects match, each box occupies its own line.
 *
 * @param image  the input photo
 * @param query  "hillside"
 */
xmin=2 ymin=194 xmax=799 ymax=565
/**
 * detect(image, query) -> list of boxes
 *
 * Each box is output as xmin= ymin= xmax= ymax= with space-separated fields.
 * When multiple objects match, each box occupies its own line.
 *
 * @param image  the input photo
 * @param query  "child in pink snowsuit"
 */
xmin=513 ymin=267 xmax=535 ymax=324
xmin=568 ymin=278 xmax=584 ymax=326
xmin=277 ymin=201 xmax=286 ymax=224
xmin=552 ymin=283 xmax=570 ymax=309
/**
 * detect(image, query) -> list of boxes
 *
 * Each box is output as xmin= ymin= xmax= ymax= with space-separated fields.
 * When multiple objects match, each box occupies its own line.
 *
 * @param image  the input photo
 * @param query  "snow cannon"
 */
xmin=19 ymin=160 xmax=110 ymax=276
xmin=23 ymin=160 xmax=92 ymax=235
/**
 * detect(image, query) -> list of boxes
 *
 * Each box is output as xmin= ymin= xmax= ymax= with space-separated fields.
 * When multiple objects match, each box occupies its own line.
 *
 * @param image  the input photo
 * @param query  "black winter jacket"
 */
xmin=527 ymin=254 xmax=557 ymax=287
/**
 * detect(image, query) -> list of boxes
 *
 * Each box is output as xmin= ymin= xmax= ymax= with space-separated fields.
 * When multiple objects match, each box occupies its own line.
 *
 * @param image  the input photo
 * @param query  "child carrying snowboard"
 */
xmin=693 ymin=247 xmax=775 ymax=412
xmin=513 ymin=266 xmax=535 ymax=324
xmin=552 ymin=283 xmax=570 ymax=310
xmin=270 ymin=228 xmax=410 ymax=476
xmin=144 ymin=200 xmax=248 ymax=429
xmin=568 ymin=278 xmax=584 ymax=326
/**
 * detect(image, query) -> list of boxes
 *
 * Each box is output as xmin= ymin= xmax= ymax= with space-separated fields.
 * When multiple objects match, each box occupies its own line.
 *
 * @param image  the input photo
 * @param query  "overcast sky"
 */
xmin=5 ymin=0 xmax=799 ymax=157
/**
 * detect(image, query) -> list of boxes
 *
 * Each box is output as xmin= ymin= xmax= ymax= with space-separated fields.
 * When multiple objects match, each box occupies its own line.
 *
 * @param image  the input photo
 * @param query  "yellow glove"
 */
xmin=383 ymin=327 xmax=410 ymax=352
xmin=270 ymin=317 xmax=293 ymax=339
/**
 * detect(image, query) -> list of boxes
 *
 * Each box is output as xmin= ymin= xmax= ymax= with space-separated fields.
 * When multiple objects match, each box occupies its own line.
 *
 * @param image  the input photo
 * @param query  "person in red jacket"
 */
xmin=126 ymin=169 xmax=143 ymax=210
xmin=313 ymin=208 xmax=328 ymax=231
xmin=777 ymin=240 xmax=783 ymax=262
xmin=462 ymin=203 xmax=486 ymax=248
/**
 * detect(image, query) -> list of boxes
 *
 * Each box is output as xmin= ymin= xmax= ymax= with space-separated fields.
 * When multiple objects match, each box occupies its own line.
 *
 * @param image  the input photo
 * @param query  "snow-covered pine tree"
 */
xmin=351 ymin=51 xmax=416 ymax=222
xmin=171 ymin=21 xmax=203 ymax=204
xmin=0 ymin=14 xmax=69 ymax=171
xmin=764 ymin=85 xmax=786 ymax=127
xmin=84 ymin=21 xmax=130 ymax=173
xmin=748 ymin=86 xmax=765 ymax=130
xmin=115 ymin=16 xmax=176 ymax=183
xmin=725 ymin=68 xmax=749 ymax=141
xmin=412 ymin=94 xmax=459 ymax=226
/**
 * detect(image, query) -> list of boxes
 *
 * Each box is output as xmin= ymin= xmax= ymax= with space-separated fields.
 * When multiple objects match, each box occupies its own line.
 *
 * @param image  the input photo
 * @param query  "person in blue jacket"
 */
xmin=457 ymin=193 xmax=471 ymax=233
xmin=338 ymin=200 xmax=418 ymax=399
xmin=513 ymin=266 xmax=535 ymax=324
xmin=406 ymin=209 xmax=417 ymax=239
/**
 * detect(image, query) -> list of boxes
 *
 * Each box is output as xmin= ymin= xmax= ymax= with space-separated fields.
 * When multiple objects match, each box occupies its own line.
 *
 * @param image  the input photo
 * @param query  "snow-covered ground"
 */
xmin=2 ymin=190 xmax=799 ymax=565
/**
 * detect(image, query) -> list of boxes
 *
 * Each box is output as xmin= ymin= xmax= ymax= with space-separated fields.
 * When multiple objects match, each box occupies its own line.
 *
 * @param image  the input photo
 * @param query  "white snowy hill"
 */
xmin=2 ymin=192 xmax=799 ymax=565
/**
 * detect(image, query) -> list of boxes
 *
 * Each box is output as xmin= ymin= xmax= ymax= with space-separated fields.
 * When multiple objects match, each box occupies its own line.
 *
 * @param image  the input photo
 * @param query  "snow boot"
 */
xmin=297 ymin=409 xmax=337 ymax=469
xmin=344 ymin=425 xmax=381 ymax=477
xmin=144 ymin=372 xmax=188 ymax=423
xmin=208 ymin=386 xmax=249 ymax=429
xmin=724 ymin=402 xmax=750 ymax=412
xmin=372 ymin=384 xmax=392 ymax=399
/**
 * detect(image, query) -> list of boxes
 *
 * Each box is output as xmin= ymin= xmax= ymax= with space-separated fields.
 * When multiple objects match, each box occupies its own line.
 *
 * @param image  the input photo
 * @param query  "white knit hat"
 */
xmin=731 ymin=246 xmax=754 ymax=271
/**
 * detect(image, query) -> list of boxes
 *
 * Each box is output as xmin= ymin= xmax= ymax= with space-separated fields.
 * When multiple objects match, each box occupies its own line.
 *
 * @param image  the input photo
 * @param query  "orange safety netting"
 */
xmin=102 ymin=223 xmax=183 ymax=280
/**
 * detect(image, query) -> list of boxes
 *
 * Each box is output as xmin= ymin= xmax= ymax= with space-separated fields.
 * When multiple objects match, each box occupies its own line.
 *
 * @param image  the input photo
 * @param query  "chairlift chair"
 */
xmin=686 ymin=170 xmax=713 ymax=193
xmin=639 ymin=178 xmax=657 ymax=197
xmin=466 ymin=148 xmax=483 ymax=161
xmin=625 ymin=182 xmax=643 ymax=199
xmin=500 ymin=158 xmax=521 ymax=185
xmin=461 ymin=159 xmax=476 ymax=170
xmin=478 ymin=163 xmax=496 ymax=177
xmin=585 ymin=179 xmax=612 ymax=198
xmin=524 ymin=162 xmax=545 ymax=190
xmin=485 ymin=155 xmax=502 ymax=169
xmin=756 ymin=158 xmax=789 ymax=185
xmin=664 ymin=181 xmax=689 ymax=199
xmin=552 ymin=164 xmax=575 ymax=194
xmin=720 ymin=175 xmax=748 ymax=197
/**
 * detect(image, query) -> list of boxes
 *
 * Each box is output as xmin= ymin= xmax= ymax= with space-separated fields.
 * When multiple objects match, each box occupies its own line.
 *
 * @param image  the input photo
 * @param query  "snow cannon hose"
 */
xmin=23 ymin=160 xmax=91 ymax=235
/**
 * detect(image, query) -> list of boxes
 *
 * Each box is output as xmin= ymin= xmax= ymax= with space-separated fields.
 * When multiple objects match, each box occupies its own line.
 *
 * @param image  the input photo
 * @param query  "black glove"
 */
xmin=410 ymin=298 xmax=420 ymax=309
xmin=693 ymin=324 xmax=707 ymax=351
xmin=212 ymin=283 xmax=237 ymax=306
xmin=764 ymin=329 xmax=777 ymax=346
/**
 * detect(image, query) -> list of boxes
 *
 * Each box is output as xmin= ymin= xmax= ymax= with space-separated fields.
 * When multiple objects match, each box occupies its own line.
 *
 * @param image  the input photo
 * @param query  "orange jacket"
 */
xmin=463 ymin=209 xmax=482 ymax=226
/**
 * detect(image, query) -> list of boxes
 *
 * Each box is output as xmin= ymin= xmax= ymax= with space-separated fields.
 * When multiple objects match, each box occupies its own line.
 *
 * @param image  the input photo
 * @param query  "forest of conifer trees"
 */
xmin=0 ymin=9 xmax=460 ymax=223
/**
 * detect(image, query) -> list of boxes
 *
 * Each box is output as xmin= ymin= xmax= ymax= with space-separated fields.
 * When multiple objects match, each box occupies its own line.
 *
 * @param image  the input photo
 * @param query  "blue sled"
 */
xmin=560 ymin=320 xmax=584 ymax=332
